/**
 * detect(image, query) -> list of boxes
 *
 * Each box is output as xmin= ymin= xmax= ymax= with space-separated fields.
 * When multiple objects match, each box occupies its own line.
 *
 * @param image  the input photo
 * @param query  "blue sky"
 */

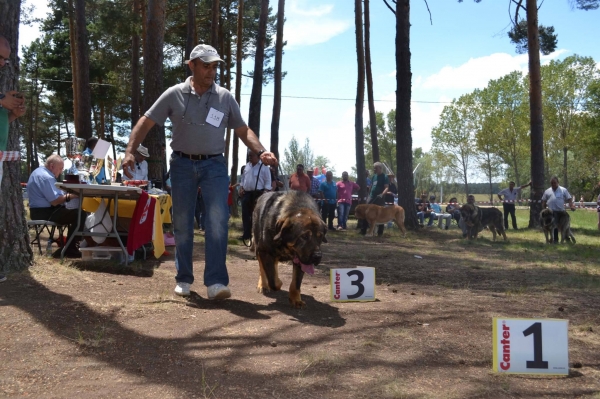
xmin=20 ymin=0 xmax=600 ymax=175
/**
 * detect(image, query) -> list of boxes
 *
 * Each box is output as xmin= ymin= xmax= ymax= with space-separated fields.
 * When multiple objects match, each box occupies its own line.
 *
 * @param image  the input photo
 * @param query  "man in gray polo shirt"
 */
xmin=123 ymin=44 xmax=277 ymax=299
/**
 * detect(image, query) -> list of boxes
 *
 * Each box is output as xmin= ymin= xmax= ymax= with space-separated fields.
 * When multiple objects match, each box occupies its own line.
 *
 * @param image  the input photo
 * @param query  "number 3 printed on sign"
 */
xmin=330 ymin=267 xmax=375 ymax=302
xmin=346 ymin=270 xmax=365 ymax=299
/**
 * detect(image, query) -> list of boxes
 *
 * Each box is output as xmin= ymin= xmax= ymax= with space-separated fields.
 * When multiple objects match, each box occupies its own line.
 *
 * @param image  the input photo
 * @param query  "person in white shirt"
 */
xmin=541 ymin=176 xmax=575 ymax=243
xmin=497 ymin=180 xmax=531 ymax=230
xmin=122 ymin=144 xmax=149 ymax=181
xmin=239 ymin=150 xmax=271 ymax=241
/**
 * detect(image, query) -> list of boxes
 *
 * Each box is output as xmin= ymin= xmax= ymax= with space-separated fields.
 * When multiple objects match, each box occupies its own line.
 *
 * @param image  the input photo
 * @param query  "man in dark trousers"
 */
xmin=497 ymin=180 xmax=531 ymax=230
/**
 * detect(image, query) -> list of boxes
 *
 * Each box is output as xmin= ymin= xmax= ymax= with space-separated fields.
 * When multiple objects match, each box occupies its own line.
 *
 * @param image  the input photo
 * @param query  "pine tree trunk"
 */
xmin=247 ymin=0 xmax=269 ymax=138
xmin=211 ymin=0 xmax=220 ymax=50
xmin=131 ymin=0 xmax=141 ymax=126
xmin=230 ymin=0 xmax=244 ymax=218
xmin=526 ymin=0 xmax=544 ymax=228
xmin=143 ymin=0 xmax=167 ymax=181
xmin=68 ymin=0 xmax=79 ymax=133
xmin=364 ymin=0 xmax=379 ymax=163
xmin=0 ymin=0 xmax=34 ymax=271
xmin=224 ymin=5 xmax=233 ymax=168
xmin=270 ymin=0 xmax=285 ymax=161
xmin=562 ymin=146 xmax=568 ymax=188
xmin=395 ymin=0 xmax=418 ymax=229
xmin=354 ymin=0 xmax=367 ymax=203
xmin=74 ymin=0 xmax=92 ymax=139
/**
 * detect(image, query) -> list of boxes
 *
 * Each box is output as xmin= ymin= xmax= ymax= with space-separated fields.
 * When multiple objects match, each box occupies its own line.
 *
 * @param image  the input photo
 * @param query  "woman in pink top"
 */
xmin=336 ymin=171 xmax=360 ymax=230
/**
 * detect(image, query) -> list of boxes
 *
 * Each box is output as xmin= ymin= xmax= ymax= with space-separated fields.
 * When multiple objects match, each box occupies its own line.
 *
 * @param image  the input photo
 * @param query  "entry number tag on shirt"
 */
xmin=330 ymin=267 xmax=376 ymax=302
xmin=206 ymin=107 xmax=224 ymax=128
xmin=492 ymin=318 xmax=568 ymax=375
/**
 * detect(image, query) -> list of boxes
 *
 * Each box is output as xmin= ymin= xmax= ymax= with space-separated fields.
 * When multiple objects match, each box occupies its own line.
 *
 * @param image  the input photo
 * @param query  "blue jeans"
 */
xmin=417 ymin=211 xmax=434 ymax=226
xmin=195 ymin=193 xmax=205 ymax=230
xmin=170 ymin=154 xmax=229 ymax=286
xmin=337 ymin=202 xmax=350 ymax=229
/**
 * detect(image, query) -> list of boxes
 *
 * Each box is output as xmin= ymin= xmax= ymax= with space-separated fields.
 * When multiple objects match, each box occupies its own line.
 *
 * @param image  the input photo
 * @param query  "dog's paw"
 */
xmin=275 ymin=278 xmax=283 ymax=291
xmin=257 ymin=277 xmax=271 ymax=294
xmin=289 ymin=295 xmax=306 ymax=309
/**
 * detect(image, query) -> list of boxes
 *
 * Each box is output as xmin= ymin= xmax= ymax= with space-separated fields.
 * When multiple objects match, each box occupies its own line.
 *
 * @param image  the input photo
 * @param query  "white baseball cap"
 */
xmin=186 ymin=44 xmax=224 ymax=64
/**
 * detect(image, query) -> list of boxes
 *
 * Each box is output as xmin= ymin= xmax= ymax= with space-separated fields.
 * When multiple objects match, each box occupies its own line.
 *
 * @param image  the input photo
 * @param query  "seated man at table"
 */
xmin=122 ymin=144 xmax=149 ymax=181
xmin=27 ymin=154 xmax=83 ymax=258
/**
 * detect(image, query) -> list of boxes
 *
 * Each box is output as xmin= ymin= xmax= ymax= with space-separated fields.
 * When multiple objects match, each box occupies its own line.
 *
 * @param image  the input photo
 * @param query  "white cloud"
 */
xmin=422 ymin=50 xmax=567 ymax=91
xmin=289 ymin=1 xmax=334 ymax=17
xmin=283 ymin=0 xmax=351 ymax=48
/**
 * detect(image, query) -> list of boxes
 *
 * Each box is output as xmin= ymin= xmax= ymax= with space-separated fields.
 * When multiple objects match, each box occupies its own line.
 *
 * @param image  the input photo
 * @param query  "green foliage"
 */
xmin=364 ymin=109 xmax=396 ymax=174
xmin=281 ymin=136 xmax=332 ymax=176
xmin=542 ymin=55 xmax=600 ymax=191
xmin=18 ymin=0 xmax=280 ymax=179
xmin=507 ymin=20 xmax=557 ymax=55
xmin=431 ymin=93 xmax=479 ymax=194
xmin=476 ymin=73 xmax=530 ymax=186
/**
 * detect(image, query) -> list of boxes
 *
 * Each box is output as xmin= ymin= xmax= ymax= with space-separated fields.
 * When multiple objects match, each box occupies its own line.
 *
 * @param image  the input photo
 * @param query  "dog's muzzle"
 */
xmin=309 ymin=251 xmax=322 ymax=266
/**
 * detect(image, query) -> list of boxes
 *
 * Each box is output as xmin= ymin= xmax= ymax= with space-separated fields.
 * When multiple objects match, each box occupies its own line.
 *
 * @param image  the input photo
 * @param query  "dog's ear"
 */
xmin=273 ymin=218 xmax=291 ymax=242
xmin=321 ymin=221 xmax=328 ymax=243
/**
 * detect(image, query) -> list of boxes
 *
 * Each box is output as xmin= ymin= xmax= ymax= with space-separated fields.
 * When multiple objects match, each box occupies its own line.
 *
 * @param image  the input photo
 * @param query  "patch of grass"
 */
xmin=505 ymin=285 xmax=528 ymax=296
xmin=73 ymin=325 xmax=113 ymax=348
xmin=297 ymin=351 xmax=342 ymax=380
xmin=198 ymin=363 xmax=219 ymax=399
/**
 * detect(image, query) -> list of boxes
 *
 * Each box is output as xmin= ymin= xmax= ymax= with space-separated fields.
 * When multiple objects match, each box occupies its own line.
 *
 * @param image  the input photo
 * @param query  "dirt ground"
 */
xmin=2 ymin=218 xmax=600 ymax=399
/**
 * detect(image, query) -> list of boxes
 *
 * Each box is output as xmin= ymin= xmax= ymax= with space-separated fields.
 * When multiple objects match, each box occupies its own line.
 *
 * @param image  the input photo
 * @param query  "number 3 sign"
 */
xmin=330 ymin=267 xmax=376 ymax=302
xmin=493 ymin=318 xmax=569 ymax=375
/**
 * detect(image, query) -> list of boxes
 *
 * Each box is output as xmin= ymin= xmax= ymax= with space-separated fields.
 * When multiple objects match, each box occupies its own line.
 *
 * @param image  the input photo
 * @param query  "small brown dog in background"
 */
xmin=355 ymin=204 xmax=406 ymax=237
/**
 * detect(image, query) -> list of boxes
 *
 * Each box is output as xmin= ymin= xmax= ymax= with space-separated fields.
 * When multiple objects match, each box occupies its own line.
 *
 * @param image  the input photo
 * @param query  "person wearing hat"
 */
xmin=122 ymin=44 xmax=277 ymax=300
xmin=122 ymin=144 xmax=149 ymax=181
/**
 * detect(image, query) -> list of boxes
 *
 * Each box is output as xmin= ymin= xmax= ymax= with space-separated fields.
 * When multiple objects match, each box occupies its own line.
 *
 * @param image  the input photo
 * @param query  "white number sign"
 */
xmin=330 ymin=267 xmax=376 ymax=302
xmin=493 ymin=318 xmax=569 ymax=375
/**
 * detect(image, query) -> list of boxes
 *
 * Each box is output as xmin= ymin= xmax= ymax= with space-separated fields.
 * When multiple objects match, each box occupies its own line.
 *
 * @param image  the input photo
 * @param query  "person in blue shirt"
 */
xmin=319 ymin=171 xmax=338 ymax=231
xmin=28 ymin=155 xmax=84 ymax=258
xmin=83 ymin=137 xmax=106 ymax=184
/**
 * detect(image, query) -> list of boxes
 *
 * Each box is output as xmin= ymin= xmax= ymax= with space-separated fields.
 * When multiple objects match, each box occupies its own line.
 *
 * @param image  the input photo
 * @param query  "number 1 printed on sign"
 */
xmin=492 ymin=318 xmax=568 ymax=375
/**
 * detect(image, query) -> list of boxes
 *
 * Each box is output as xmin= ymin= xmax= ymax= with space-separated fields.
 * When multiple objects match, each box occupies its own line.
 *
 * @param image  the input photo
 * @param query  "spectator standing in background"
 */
xmin=336 ymin=171 xmax=360 ymax=230
xmin=360 ymin=162 xmax=389 ymax=236
xmin=289 ymin=164 xmax=311 ymax=193
xmin=497 ymin=180 xmax=531 ymax=230
xmin=319 ymin=171 xmax=337 ymax=231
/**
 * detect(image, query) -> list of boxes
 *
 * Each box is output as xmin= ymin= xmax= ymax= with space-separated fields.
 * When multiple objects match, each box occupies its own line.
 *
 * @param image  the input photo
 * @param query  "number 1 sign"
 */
xmin=493 ymin=318 xmax=569 ymax=375
xmin=330 ymin=267 xmax=376 ymax=302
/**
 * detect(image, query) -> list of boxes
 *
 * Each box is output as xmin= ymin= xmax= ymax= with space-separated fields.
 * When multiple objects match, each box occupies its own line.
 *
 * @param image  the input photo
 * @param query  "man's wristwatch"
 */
xmin=257 ymin=150 xmax=265 ymax=157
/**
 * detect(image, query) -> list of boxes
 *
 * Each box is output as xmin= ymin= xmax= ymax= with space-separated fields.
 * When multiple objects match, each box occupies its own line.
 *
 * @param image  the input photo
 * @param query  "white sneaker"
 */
xmin=207 ymin=284 xmax=231 ymax=300
xmin=174 ymin=282 xmax=191 ymax=296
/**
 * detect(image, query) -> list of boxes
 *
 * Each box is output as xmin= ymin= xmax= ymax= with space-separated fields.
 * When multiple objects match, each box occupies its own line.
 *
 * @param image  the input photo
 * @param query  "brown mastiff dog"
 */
xmin=459 ymin=203 xmax=507 ymax=241
xmin=355 ymin=204 xmax=406 ymax=237
xmin=251 ymin=190 xmax=328 ymax=308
